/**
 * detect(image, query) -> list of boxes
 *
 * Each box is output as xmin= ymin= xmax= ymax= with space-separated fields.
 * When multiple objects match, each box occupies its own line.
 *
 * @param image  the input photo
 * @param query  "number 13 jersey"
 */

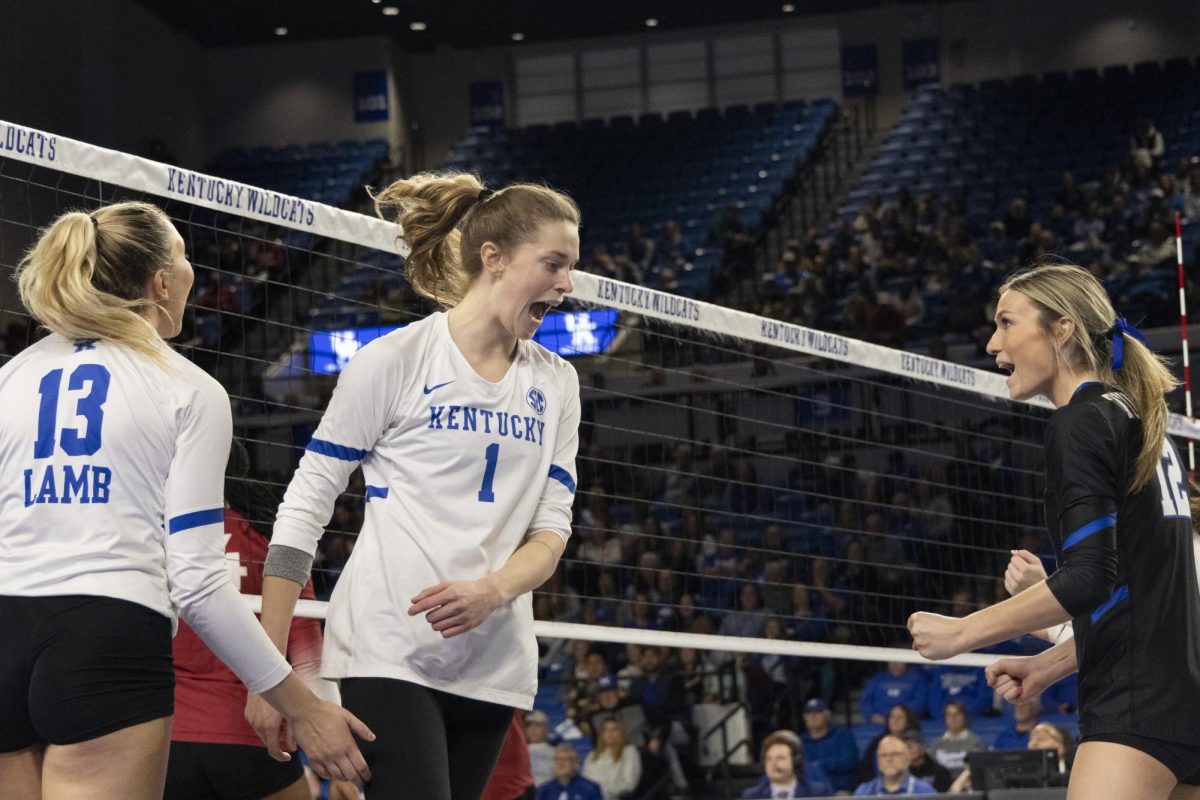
xmin=272 ymin=311 xmax=580 ymax=709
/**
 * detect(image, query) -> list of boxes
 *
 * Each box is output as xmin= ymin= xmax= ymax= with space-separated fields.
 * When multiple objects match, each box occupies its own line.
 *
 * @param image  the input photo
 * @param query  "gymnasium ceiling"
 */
xmin=136 ymin=0 xmax=923 ymax=51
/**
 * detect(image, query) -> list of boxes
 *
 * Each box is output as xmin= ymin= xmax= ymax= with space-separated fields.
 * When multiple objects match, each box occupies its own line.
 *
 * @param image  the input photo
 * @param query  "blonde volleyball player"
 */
xmin=250 ymin=175 xmax=582 ymax=799
xmin=908 ymin=263 xmax=1200 ymax=799
xmin=0 ymin=202 xmax=372 ymax=800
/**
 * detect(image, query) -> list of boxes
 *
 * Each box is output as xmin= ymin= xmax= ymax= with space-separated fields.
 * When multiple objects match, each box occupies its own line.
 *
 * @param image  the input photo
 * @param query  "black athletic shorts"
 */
xmin=164 ymin=741 xmax=306 ymax=800
xmin=0 ymin=594 xmax=174 ymax=751
xmin=1083 ymin=732 xmax=1200 ymax=785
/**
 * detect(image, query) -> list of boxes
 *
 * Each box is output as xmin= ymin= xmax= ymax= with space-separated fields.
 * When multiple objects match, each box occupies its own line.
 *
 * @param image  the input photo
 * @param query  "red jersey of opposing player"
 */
xmin=481 ymin=710 xmax=536 ymax=800
xmin=171 ymin=508 xmax=326 ymax=746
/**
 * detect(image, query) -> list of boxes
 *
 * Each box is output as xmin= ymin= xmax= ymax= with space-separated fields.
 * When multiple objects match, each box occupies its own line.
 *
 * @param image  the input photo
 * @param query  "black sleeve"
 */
xmin=1044 ymin=404 xmax=1121 ymax=618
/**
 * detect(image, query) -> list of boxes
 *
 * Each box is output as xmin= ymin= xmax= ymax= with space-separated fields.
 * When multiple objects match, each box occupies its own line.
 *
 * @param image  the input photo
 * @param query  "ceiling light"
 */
xmin=409 ymin=21 xmax=427 ymax=31
xmin=274 ymin=26 xmax=288 ymax=36
xmin=645 ymin=18 xmax=659 ymax=27
xmin=511 ymin=32 xmax=525 ymax=41
xmin=782 ymin=3 xmax=795 ymax=11
xmin=371 ymin=0 xmax=381 ymax=3
xmin=382 ymin=6 xmax=400 ymax=16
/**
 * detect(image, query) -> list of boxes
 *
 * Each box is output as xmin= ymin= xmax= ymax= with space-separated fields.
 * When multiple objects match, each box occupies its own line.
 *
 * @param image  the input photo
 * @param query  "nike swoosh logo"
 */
xmin=423 ymin=380 xmax=455 ymax=394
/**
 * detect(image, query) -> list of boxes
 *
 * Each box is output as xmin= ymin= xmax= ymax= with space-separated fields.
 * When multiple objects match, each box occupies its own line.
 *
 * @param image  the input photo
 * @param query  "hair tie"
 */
xmin=89 ymin=214 xmax=99 ymax=231
xmin=477 ymin=188 xmax=494 ymax=203
xmin=1108 ymin=316 xmax=1149 ymax=371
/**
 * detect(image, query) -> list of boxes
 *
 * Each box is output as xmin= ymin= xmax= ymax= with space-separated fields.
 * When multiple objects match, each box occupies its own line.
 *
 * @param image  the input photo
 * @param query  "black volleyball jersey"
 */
xmin=1043 ymin=382 xmax=1200 ymax=744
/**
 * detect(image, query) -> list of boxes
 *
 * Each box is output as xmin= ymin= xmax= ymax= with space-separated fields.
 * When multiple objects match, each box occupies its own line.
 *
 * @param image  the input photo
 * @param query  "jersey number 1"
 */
xmin=1156 ymin=439 xmax=1189 ymax=519
xmin=34 ymin=365 xmax=111 ymax=458
xmin=478 ymin=443 xmax=499 ymax=503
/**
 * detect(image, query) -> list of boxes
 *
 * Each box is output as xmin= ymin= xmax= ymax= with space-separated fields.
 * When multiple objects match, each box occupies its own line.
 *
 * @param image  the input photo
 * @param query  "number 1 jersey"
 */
xmin=272 ymin=311 xmax=580 ymax=709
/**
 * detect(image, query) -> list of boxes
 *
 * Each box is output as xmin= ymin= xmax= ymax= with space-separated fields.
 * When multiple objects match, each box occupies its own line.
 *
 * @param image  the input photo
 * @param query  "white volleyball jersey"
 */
xmin=0 ymin=334 xmax=289 ymax=693
xmin=273 ymin=311 xmax=580 ymax=709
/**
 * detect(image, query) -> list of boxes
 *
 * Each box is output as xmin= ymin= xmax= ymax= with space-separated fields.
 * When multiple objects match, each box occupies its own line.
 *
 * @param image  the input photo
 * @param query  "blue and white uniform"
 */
xmin=0 ymin=334 xmax=290 ymax=693
xmin=272 ymin=311 xmax=580 ymax=709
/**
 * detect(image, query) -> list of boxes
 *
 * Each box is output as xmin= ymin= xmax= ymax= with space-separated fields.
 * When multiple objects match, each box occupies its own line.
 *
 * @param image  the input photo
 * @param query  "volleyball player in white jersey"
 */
xmin=249 ymin=174 xmax=581 ymax=799
xmin=0 ymin=202 xmax=372 ymax=799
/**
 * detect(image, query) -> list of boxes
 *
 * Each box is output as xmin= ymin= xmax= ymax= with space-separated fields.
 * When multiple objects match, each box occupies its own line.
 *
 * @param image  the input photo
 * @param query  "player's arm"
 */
xmin=986 ymin=638 xmax=1078 ymax=704
xmin=410 ymin=363 xmax=581 ymax=637
xmin=287 ymin=575 xmax=339 ymax=704
xmin=1006 ymin=550 xmax=1074 ymax=643
xmin=911 ymin=407 xmax=1116 ymax=659
xmin=165 ymin=379 xmax=372 ymax=782
xmin=261 ymin=340 xmax=399 ymax=651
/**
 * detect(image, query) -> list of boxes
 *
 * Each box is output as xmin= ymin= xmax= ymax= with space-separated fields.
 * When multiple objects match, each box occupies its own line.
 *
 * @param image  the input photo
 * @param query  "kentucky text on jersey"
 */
xmin=427 ymin=404 xmax=546 ymax=446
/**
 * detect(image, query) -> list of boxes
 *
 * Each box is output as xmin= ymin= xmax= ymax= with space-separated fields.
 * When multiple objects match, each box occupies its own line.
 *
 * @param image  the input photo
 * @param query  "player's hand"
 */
xmin=286 ymin=698 xmax=374 ymax=786
xmin=907 ymin=611 xmax=967 ymax=660
xmin=246 ymin=692 xmax=294 ymax=762
xmin=985 ymin=654 xmax=1053 ymax=704
xmin=328 ymin=779 xmax=365 ymax=800
xmin=409 ymin=577 xmax=504 ymax=638
xmin=1004 ymin=549 xmax=1048 ymax=596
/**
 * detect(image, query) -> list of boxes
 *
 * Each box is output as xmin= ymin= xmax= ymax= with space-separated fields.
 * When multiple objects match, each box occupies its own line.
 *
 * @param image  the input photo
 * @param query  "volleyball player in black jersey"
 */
xmin=908 ymin=262 xmax=1200 ymax=799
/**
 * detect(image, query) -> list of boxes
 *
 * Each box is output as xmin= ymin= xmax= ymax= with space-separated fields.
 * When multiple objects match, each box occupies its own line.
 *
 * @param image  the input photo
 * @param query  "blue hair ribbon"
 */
xmin=1109 ymin=316 xmax=1148 ymax=370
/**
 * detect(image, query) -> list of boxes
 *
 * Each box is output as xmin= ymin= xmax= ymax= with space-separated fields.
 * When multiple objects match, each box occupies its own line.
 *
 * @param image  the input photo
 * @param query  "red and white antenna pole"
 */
xmin=1176 ymin=211 xmax=1195 ymax=479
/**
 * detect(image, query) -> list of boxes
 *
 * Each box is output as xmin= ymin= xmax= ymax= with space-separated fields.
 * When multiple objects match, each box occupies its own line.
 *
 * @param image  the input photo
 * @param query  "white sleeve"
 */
xmin=272 ymin=338 xmax=399 ymax=556
xmin=528 ymin=362 xmax=580 ymax=543
xmin=165 ymin=377 xmax=291 ymax=694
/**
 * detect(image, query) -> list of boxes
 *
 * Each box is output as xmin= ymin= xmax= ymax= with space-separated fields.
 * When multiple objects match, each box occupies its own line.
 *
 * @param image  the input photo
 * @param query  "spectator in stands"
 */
xmin=659 ymin=219 xmax=692 ymax=263
xmin=896 ymin=281 xmax=925 ymax=335
xmin=926 ymin=660 xmax=991 ymax=719
xmin=582 ymin=717 xmax=642 ymax=800
xmin=1130 ymin=118 xmax=1166 ymax=170
xmin=741 ymin=731 xmax=830 ymax=798
xmin=710 ymin=204 xmax=755 ymax=302
xmin=1056 ymin=170 xmax=1083 ymax=212
xmin=1131 ymin=219 xmax=1176 ymax=269
xmin=680 ymin=646 xmax=721 ymax=704
xmin=993 ymin=698 xmax=1042 ymax=750
xmin=861 ymin=662 xmax=929 ymax=724
xmin=720 ymin=582 xmax=770 ymax=639
xmin=1003 ymin=198 xmax=1033 ymax=241
xmin=1028 ymin=721 xmax=1072 ymax=778
xmin=539 ymin=744 xmax=602 ymax=800
xmin=631 ymin=647 xmax=688 ymax=744
xmin=800 ymin=698 xmax=859 ymax=793
xmin=853 ymin=734 xmax=937 ymax=796
xmin=660 ymin=443 xmax=698 ymax=507
xmin=980 ymin=220 xmax=1019 ymax=268
xmin=789 ymin=582 xmax=832 ymax=643
xmin=527 ymin=710 xmax=557 ymax=787
xmin=901 ymin=730 xmax=952 ymax=792
xmin=569 ymin=650 xmax=612 ymax=737
xmin=589 ymin=675 xmax=646 ymax=748
xmin=928 ymin=700 xmax=984 ymax=778
xmin=625 ymin=223 xmax=656 ymax=274
xmin=858 ymin=704 xmax=923 ymax=784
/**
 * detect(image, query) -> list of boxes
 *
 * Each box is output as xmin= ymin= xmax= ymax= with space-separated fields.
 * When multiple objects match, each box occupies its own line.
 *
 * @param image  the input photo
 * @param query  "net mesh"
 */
xmin=2 ymin=124 xmax=1196 ymax=737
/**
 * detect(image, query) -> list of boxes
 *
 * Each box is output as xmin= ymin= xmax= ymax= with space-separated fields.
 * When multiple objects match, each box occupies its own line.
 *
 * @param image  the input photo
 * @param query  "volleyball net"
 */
xmin=3 ymin=120 xmax=1198 ymax=686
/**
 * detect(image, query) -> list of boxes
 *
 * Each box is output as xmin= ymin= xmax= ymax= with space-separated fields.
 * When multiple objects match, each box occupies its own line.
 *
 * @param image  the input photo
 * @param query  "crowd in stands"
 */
xmin=519 ymin=641 xmax=1077 ymax=797
xmin=583 ymin=118 xmax=1200 ymax=356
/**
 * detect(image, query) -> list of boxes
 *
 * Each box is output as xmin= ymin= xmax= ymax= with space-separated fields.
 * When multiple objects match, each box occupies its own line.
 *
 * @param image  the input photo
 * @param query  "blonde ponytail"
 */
xmin=1108 ymin=334 xmax=1177 ymax=490
xmin=17 ymin=201 xmax=174 ymax=365
xmin=372 ymin=172 xmax=580 ymax=308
